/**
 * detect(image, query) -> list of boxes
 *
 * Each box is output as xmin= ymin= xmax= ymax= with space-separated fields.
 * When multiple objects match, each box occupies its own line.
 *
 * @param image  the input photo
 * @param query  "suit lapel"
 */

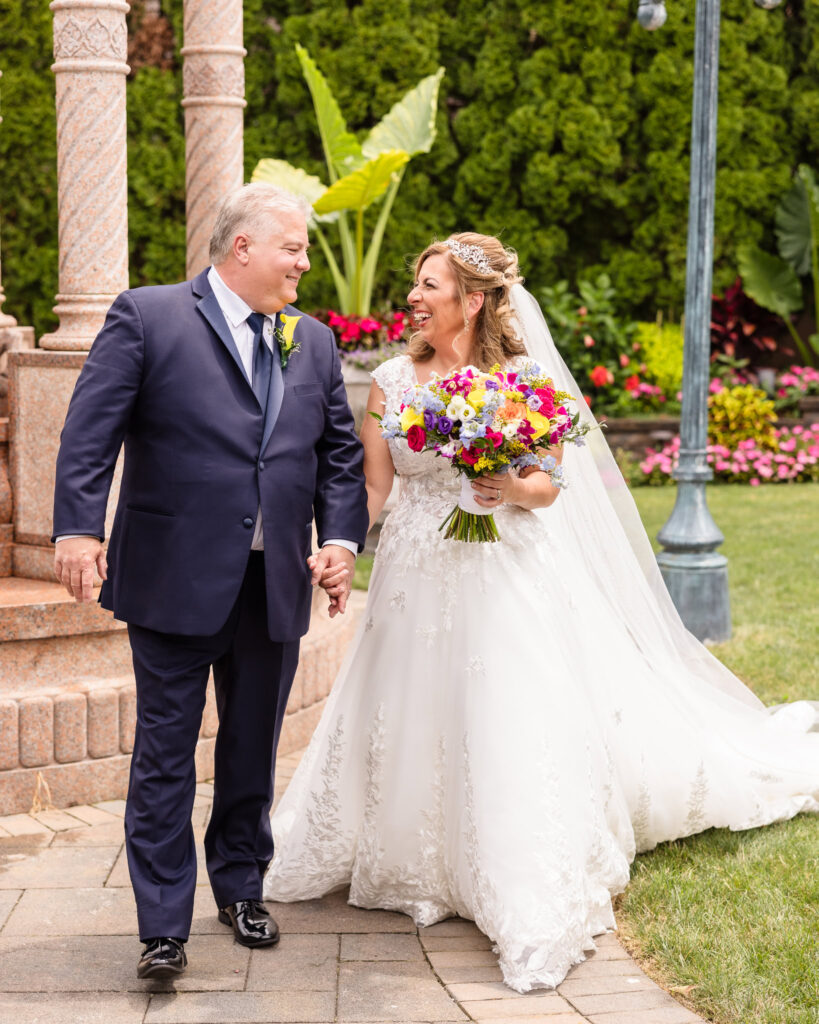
xmin=195 ymin=282 xmax=251 ymax=387
xmin=261 ymin=321 xmax=284 ymax=453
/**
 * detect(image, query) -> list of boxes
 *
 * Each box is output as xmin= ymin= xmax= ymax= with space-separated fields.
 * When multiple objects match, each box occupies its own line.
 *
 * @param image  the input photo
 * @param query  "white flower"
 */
xmin=460 ymin=404 xmax=476 ymax=421
xmin=501 ymin=421 xmax=520 ymax=439
xmin=446 ymin=395 xmax=467 ymax=418
xmin=440 ymin=441 xmax=458 ymax=457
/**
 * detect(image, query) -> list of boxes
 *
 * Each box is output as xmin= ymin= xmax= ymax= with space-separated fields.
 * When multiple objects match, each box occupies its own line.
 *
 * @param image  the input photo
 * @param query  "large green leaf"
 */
xmin=775 ymin=166 xmax=818 ymax=276
xmin=362 ymin=67 xmax=445 ymax=159
xmin=738 ymin=245 xmax=803 ymax=319
xmin=295 ymin=44 xmax=363 ymax=179
xmin=250 ymin=159 xmax=337 ymax=223
xmin=313 ymin=151 xmax=410 ymax=215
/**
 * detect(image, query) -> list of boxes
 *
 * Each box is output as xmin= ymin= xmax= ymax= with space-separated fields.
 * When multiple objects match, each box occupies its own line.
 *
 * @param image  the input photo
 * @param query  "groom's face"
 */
xmin=243 ymin=210 xmax=311 ymax=314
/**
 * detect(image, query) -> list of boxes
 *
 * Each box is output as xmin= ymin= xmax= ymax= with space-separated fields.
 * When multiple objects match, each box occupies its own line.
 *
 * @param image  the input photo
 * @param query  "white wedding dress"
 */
xmin=265 ymin=353 xmax=819 ymax=992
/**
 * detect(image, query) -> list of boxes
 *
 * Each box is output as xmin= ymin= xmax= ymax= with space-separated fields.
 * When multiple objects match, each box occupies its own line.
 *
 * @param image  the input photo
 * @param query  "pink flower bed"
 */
xmin=640 ymin=424 xmax=819 ymax=485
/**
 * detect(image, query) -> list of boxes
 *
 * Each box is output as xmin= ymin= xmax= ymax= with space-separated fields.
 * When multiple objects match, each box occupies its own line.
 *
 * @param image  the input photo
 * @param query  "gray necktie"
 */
xmin=247 ymin=312 xmax=272 ymax=412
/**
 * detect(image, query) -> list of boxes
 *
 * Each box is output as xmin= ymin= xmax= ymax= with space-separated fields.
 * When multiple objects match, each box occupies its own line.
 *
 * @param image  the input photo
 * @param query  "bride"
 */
xmin=264 ymin=232 xmax=819 ymax=992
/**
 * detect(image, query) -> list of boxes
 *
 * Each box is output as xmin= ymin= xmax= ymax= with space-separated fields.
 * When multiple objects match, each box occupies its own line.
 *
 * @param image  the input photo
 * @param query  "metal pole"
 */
xmin=656 ymin=0 xmax=731 ymax=643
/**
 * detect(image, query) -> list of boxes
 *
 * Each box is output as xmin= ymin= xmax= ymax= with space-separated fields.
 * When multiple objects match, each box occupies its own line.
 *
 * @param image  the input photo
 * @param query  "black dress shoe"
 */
xmin=218 ymin=899 xmax=279 ymax=947
xmin=137 ymin=937 xmax=187 ymax=979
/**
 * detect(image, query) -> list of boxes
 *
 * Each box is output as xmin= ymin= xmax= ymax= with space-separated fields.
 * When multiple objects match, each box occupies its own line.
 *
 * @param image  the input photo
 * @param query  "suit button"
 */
xmin=258 ymin=461 xmax=265 ymax=471
xmin=242 ymin=517 xmax=254 ymax=528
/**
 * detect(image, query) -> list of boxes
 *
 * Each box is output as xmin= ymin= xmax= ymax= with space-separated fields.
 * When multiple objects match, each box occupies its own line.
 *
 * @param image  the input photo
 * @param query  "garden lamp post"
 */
xmin=641 ymin=0 xmax=782 ymax=642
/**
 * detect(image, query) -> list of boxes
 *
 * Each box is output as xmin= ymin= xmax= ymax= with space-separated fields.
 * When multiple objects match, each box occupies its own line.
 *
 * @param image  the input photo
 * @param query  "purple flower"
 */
xmin=485 ymin=380 xmax=500 ymax=390
xmin=423 ymin=408 xmax=436 ymax=430
xmin=437 ymin=415 xmax=454 ymax=434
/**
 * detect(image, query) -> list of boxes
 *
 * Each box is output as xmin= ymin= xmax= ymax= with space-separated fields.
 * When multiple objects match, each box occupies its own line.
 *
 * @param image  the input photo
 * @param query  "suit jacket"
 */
xmin=52 ymin=268 xmax=369 ymax=642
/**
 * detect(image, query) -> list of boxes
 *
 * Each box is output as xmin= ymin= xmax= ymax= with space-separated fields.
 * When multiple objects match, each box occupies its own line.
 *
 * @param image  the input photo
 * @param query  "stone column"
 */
xmin=181 ymin=0 xmax=246 ymax=279
xmin=40 ymin=0 xmax=130 ymax=351
xmin=0 ymin=70 xmax=17 ymax=332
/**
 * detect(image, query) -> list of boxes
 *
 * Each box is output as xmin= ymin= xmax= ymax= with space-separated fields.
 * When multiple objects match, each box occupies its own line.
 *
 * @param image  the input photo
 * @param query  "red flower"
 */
xmin=460 ymin=446 xmax=481 ymax=466
xmin=407 ymin=425 xmax=427 ymax=452
xmin=589 ymin=365 xmax=614 ymax=388
xmin=484 ymin=429 xmax=504 ymax=449
xmin=625 ymin=374 xmax=640 ymax=391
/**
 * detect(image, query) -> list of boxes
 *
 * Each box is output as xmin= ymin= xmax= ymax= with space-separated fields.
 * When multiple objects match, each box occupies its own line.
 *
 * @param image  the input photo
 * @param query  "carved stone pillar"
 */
xmin=40 ymin=0 xmax=130 ymax=351
xmin=0 ymin=71 xmax=18 ymax=332
xmin=181 ymin=0 xmax=246 ymax=278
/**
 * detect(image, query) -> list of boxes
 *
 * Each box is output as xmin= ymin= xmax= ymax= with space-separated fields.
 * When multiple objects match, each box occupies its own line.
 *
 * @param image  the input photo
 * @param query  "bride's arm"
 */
xmin=360 ymin=380 xmax=396 ymax=530
xmin=472 ymin=447 xmax=563 ymax=511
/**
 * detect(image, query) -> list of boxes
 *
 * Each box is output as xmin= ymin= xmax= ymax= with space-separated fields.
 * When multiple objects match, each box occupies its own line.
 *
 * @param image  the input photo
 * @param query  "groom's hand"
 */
xmin=54 ymin=536 xmax=108 ymax=603
xmin=307 ymin=545 xmax=355 ymax=618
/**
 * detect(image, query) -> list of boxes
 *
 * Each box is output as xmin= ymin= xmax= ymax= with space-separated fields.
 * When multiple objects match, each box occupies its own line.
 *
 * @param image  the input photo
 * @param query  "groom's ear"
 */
xmin=233 ymin=232 xmax=251 ymax=265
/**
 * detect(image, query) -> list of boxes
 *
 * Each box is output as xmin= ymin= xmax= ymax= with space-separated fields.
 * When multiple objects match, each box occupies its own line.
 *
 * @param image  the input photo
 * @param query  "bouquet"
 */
xmin=375 ymin=361 xmax=590 ymax=541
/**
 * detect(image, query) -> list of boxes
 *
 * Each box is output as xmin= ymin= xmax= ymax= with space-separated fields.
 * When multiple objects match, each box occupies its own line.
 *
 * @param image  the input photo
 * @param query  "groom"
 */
xmin=52 ymin=183 xmax=369 ymax=979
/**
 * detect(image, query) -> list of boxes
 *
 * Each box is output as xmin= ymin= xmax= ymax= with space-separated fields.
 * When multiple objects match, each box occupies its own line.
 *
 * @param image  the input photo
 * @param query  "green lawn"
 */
xmin=355 ymin=484 xmax=819 ymax=1024
xmin=622 ymin=485 xmax=818 ymax=1024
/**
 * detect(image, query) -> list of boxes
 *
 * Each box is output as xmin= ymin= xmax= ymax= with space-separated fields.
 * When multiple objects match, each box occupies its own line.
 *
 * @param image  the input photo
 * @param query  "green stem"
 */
xmin=785 ymin=315 xmax=812 ymax=366
xmin=336 ymin=212 xmax=356 ymax=290
xmin=314 ymin=225 xmax=350 ymax=314
xmin=360 ymin=171 xmax=404 ymax=315
xmin=353 ymin=206 xmax=365 ymax=315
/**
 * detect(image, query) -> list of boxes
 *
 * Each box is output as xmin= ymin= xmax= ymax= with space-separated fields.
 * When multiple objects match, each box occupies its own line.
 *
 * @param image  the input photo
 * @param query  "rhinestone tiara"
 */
xmin=443 ymin=238 xmax=493 ymax=276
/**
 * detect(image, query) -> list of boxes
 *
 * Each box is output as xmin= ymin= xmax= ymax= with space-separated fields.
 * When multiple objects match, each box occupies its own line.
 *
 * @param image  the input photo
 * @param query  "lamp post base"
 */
xmin=656 ymin=550 xmax=731 ymax=644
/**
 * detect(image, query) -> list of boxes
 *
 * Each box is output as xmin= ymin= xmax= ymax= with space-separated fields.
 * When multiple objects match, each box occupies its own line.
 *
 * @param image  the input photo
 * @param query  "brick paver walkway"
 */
xmin=0 ymin=750 xmax=706 ymax=1024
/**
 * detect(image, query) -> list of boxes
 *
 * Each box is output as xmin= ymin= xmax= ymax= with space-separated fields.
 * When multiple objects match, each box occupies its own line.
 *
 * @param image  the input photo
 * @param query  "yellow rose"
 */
xmin=400 ymin=407 xmax=425 ymax=432
xmin=526 ymin=410 xmax=552 ymax=440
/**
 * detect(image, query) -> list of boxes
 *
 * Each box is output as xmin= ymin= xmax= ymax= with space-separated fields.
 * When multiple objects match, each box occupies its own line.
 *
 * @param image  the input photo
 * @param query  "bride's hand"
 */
xmin=471 ymin=472 xmax=514 ymax=508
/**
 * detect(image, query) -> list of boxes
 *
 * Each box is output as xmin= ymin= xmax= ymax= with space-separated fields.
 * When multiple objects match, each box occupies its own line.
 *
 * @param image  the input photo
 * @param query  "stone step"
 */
xmin=0 ymin=578 xmax=363 ymax=814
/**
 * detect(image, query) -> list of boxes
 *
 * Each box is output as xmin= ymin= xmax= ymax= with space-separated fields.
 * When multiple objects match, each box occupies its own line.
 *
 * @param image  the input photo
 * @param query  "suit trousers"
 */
xmin=124 ymin=552 xmax=300 ymax=941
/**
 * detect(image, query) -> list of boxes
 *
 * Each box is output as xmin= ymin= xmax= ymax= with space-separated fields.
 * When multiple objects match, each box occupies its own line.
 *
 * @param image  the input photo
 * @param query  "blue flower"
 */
xmin=541 ymin=454 xmax=557 ymax=472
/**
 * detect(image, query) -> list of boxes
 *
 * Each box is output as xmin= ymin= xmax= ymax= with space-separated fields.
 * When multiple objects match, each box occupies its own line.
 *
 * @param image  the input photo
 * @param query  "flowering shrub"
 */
xmin=639 ymin=425 xmax=819 ymax=486
xmin=773 ymin=365 xmax=819 ymax=415
xmin=319 ymin=310 xmax=407 ymax=370
xmin=707 ymin=384 xmax=778 ymax=451
xmin=539 ymin=276 xmax=681 ymax=416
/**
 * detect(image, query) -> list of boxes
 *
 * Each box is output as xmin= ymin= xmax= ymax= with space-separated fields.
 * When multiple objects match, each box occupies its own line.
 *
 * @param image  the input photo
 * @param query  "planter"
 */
xmin=342 ymin=362 xmax=374 ymax=432
xmin=798 ymin=396 xmax=819 ymax=421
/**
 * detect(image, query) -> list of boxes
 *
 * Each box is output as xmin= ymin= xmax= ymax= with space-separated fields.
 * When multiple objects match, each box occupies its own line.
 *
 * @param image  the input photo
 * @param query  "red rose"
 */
xmin=485 ymin=429 xmax=504 ymax=449
xmin=407 ymin=425 xmax=427 ymax=452
xmin=460 ymin=447 xmax=481 ymax=466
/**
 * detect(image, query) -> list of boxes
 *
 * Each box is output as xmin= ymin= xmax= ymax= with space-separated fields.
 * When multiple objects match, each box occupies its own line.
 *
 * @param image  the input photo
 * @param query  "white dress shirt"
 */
xmin=58 ymin=268 xmax=357 ymax=560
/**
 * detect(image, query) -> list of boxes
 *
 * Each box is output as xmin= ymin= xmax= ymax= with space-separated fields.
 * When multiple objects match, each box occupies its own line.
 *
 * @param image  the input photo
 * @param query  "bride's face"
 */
xmin=407 ymin=254 xmax=465 ymax=347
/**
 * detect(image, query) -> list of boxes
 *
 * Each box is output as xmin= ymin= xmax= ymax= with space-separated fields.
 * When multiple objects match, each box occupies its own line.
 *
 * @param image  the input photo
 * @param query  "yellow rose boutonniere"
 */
xmin=275 ymin=313 xmax=302 ymax=369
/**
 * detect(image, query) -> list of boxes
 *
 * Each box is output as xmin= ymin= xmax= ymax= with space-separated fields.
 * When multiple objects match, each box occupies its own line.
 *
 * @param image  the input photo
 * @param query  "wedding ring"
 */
xmin=495 ymin=488 xmax=501 ymax=500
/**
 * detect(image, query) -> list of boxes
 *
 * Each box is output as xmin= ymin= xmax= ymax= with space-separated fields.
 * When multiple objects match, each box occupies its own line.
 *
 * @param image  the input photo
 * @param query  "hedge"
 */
xmin=1 ymin=0 xmax=817 ymax=337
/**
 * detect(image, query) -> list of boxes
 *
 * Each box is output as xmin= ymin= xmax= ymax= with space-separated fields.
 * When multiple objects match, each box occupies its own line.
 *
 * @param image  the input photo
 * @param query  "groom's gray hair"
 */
xmin=209 ymin=183 xmax=311 ymax=264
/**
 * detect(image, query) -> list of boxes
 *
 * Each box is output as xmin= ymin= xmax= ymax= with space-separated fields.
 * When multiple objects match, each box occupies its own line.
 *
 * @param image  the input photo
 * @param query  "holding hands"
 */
xmin=308 ymin=544 xmax=356 ymax=617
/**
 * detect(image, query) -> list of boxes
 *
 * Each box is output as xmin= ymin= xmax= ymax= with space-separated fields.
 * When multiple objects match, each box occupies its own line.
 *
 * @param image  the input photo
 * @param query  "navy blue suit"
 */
xmin=53 ymin=268 xmax=368 ymax=940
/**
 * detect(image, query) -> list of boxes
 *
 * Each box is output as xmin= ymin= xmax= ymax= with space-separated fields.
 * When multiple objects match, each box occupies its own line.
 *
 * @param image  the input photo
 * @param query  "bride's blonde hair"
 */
xmin=407 ymin=232 xmax=525 ymax=371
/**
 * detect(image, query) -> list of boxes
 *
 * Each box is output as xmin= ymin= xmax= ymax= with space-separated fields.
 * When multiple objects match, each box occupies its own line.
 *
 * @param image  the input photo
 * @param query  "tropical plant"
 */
xmin=737 ymin=165 xmax=819 ymax=367
xmin=252 ymin=45 xmax=444 ymax=316
xmin=709 ymin=279 xmax=783 ymax=366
